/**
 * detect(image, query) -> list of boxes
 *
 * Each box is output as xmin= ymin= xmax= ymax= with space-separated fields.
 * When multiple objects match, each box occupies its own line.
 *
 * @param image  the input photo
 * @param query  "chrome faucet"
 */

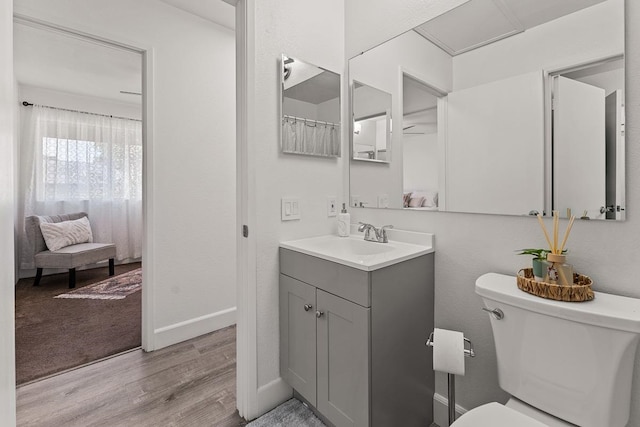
xmin=357 ymin=222 xmax=394 ymax=243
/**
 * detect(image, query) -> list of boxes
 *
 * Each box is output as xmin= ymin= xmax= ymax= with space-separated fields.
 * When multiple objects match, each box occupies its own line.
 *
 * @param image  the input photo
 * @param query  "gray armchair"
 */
xmin=24 ymin=212 xmax=116 ymax=288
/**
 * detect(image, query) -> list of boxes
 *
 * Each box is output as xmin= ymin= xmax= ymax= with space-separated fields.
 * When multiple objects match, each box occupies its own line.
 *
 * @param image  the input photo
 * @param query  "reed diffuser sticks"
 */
xmin=537 ymin=212 xmax=575 ymax=255
xmin=536 ymin=212 xmax=575 ymax=286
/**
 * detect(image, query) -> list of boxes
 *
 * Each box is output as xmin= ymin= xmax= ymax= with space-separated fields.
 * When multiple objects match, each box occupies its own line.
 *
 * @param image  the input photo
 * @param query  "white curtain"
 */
xmin=282 ymin=116 xmax=340 ymax=157
xmin=19 ymin=105 xmax=143 ymax=270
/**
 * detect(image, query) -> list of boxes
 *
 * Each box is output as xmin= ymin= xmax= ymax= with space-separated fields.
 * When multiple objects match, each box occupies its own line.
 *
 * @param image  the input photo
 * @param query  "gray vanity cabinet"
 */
xmin=280 ymin=247 xmax=435 ymax=427
xmin=280 ymin=273 xmax=370 ymax=427
xmin=316 ymin=289 xmax=370 ymax=427
xmin=280 ymin=275 xmax=317 ymax=404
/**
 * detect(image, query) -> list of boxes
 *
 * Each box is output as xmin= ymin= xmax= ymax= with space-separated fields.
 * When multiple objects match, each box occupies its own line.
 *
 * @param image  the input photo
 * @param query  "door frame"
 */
xmin=10 ymin=7 xmax=155 ymax=388
xmin=233 ymin=0 xmax=259 ymax=419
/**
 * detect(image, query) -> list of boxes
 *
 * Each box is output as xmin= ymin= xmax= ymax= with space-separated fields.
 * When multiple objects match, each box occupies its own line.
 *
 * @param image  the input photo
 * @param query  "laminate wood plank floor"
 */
xmin=17 ymin=325 xmax=246 ymax=427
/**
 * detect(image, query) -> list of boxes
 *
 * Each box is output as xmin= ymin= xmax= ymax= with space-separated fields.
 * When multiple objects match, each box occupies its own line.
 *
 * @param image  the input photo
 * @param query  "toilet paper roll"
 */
xmin=432 ymin=328 xmax=466 ymax=376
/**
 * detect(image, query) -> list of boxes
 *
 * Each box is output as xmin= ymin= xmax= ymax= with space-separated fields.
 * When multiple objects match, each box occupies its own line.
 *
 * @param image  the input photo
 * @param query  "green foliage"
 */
xmin=516 ymin=248 xmax=566 ymax=260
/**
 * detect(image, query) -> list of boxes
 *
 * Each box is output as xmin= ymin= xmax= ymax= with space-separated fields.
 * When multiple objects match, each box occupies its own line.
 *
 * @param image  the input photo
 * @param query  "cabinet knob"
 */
xmin=304 ymin=304 xmax=313 ymax=311
xmin=316 ymin=310 xmax=324 ymax=318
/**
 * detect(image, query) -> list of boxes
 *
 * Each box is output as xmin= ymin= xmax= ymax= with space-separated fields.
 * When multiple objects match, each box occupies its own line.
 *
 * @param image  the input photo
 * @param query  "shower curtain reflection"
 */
xmin=282 ymin=115 xmax=340 ymax=157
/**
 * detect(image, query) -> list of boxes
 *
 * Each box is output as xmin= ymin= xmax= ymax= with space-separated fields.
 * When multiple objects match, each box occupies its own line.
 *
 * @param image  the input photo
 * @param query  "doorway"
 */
xmin=13 ymin=17 xmax=146 ymax=384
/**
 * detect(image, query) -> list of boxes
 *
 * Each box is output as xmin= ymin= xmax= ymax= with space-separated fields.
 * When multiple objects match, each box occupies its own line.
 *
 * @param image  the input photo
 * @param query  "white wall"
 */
xmin=403 ymin=132 xmax=438 ymax=192
xmin=244 ymin=0 xmax=345 ymax=413
xmin=0 ymin=2 xmax=16 ymax=424
xmin=347 ymin=1 xmax=640 ymax=427
xmin=13 ymin=0 xmax=237 ymax=350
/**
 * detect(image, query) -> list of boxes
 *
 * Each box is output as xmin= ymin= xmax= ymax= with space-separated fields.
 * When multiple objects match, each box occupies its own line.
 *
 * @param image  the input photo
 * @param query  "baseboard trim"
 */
xmin=252 ymin=377 xmax=293 ymax=421
xmin=153 ymin=306 xmax=237 ymax=350
xmin=433 ymin=392 xmax=468 ymax=427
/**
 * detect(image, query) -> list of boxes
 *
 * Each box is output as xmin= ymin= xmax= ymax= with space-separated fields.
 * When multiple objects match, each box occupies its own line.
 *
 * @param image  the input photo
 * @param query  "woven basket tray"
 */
xmin=517 ymin=268 xmax=594 ymax=302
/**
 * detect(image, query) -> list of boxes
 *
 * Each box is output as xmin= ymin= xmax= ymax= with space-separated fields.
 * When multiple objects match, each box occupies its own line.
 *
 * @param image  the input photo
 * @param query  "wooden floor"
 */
xmin=17 ymin=325 xmax=246 ymax=427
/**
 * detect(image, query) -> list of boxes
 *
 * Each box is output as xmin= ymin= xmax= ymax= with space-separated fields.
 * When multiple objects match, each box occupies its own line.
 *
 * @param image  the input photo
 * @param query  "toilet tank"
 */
xmin=476 ymin=273 xmax=640 ymax=427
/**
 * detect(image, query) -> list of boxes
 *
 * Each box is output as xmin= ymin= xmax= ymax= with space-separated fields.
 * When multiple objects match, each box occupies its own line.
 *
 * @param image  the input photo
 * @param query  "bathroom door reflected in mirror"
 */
xmin=281 ymin=54 xmax=341 ymax=158
xmin=352 ymin=81 xmax=392 ymax=162
xmin=348 ymin=0 xmax=625 ymax=220
xmin=551 ymin=58 xmax=626 ymax=220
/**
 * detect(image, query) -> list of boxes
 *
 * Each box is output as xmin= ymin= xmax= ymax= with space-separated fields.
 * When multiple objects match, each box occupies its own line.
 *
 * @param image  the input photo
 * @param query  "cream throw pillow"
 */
xmin=39 ymin=216 xmax=94 ymax=251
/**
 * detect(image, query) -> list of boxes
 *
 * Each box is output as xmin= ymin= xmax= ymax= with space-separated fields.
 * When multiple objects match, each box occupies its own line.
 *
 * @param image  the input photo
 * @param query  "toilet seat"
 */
xmin=450 ymin=402 xmax=548 ymax=427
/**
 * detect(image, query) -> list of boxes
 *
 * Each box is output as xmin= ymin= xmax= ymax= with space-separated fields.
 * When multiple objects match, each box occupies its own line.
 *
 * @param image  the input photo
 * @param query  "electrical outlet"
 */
xmin=327 ymin=197 xmax=337 ymax=217
xmin=351 ymin=195 xmax=360 ymax=208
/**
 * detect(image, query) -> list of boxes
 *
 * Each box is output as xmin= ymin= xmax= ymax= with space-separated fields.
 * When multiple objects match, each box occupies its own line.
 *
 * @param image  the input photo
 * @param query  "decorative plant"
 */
xmin=517 ymin=248 xmax=552 ymax=260
xmin=517 ymin=247 xmax=567 ymax=279
xmin=516 ymin=248 xmax=566 ymax=260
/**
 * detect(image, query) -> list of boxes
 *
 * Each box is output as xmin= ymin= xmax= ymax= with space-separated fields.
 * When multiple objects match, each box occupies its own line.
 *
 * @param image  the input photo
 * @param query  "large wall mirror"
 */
xmin=348 ymin=0 xmax=625 ymax=220
xmin=281 ymin=54 xmax=341 ymax=158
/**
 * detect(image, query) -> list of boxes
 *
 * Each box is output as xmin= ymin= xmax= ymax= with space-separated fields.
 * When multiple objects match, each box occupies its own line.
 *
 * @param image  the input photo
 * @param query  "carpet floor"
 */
xmin=15 ymin=262 xmax=141 ymax=385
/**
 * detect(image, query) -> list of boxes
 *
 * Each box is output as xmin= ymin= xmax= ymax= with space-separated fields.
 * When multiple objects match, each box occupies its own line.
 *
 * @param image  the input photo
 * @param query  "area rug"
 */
xmin=247 ymin=399 xmax=325 ymax=427
xmin=55 ymin=268 xmax=142 ymax=300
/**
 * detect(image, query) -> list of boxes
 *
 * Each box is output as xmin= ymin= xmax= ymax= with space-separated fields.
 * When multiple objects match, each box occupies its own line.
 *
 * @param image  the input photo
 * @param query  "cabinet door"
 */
xmin=317 ymin=290 xmax=370 ymax=427
xmin=280 ymin=274 xmax=317 ymax=404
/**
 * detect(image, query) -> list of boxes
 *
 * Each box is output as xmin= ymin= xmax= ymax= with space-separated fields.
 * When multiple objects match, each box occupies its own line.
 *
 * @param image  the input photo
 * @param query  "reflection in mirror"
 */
xmin=551 ymin=57 xmax=625 ymax=220
xmin=281 ymin=54 xmax=341 ymax=157
xmin=352 ymin=81 xmax=392 ymax=162
xmin=348 ymin=0 xmax=625 ymax=220
xmin=402 ymin=74 xmax=443 ymax=211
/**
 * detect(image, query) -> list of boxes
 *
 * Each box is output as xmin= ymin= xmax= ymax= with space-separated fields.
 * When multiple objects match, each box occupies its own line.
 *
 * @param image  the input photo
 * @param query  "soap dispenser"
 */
xmin=338 ymin=203 xmax=350 ymax=237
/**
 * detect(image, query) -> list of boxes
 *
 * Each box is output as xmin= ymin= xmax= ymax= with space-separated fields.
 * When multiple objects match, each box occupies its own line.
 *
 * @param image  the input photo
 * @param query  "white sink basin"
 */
xmin=310 ymin=237 xmax=395 ymax=256
xmin=280 ymin=232 xmax=434 ymax=271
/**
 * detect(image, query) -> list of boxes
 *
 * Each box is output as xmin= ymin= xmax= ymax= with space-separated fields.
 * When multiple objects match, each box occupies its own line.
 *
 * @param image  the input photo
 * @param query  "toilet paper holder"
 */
xmin=425 ymin=332 xmax=475 ymax=358
xmin=425 ymin=332 xmax=475 ymax=426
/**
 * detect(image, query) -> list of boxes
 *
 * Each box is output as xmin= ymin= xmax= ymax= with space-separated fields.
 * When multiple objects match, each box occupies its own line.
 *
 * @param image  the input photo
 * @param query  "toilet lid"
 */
xmin=451 ymin=402 xmax=548 ymax=427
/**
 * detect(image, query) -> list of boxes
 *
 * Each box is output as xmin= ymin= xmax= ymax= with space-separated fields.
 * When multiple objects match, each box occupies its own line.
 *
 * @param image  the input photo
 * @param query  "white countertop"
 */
xmin=280 ymin=230 xmax=434 ymax=271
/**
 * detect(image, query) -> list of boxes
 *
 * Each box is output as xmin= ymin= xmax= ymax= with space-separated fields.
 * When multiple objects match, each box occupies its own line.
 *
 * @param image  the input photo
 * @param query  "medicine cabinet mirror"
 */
xmin=352 ymin=81 xmax=392 ymax=163
xmin=281 ymin=54 xmax=341 ymax=158
xmin=348 ymin=0 xmax=625 ymax=220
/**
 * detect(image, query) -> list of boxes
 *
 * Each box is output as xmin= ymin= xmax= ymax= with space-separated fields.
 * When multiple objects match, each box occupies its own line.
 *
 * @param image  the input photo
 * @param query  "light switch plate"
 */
xmin=351 ymin=195 xmax=360 ymax=208
xmin=327 ymin=197 xmax=337 ymax=217
xmin=281 ymin=198 xmax=301 ymax=221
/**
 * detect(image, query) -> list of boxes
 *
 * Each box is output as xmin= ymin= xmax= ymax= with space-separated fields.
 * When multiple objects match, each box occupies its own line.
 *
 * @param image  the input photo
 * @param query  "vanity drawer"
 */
xmin=280 ymin=248 xmax=370 ymax=307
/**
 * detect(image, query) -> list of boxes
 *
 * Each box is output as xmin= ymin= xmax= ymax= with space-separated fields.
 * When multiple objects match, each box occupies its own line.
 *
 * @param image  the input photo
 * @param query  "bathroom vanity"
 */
xmin=279 ymin=233 xmax=435 ymax=426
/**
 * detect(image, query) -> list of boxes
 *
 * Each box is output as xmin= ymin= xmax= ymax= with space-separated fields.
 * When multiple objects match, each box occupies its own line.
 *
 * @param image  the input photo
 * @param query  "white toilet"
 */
xmin=452 ymin=272 xmax=640 ymax=427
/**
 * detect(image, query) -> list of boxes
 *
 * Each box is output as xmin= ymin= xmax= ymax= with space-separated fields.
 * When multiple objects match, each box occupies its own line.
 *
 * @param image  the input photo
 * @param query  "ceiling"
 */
xmin=14 ymin=21 xmax=142 ymax=105
xmin=13 ymin=0 xmax=234 ymax=105
xmin=284 ymin=71 xmax=341 ymax=105
xmin=415 ymin=0 xmax=607 ymax=56
xmin=158 ymin=0 xmax=235 ymax=30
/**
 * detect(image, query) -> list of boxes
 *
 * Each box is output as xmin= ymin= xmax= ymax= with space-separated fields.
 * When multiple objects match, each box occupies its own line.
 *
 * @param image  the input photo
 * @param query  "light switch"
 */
xmin=351 ymin=195 xmax=360 ymax=208
xmin=281 ymin=198 xmax=301 ymax=221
